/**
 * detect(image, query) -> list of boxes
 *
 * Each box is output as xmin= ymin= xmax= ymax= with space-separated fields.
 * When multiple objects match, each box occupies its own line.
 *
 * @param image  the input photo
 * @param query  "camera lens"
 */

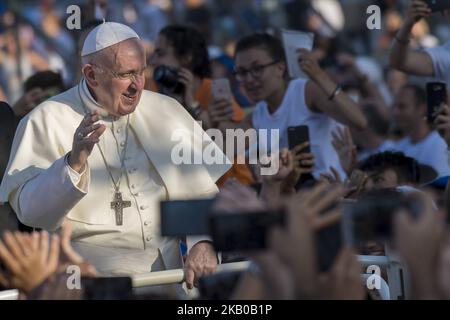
xmin=153 ymin=65 xmax=183 ymax=93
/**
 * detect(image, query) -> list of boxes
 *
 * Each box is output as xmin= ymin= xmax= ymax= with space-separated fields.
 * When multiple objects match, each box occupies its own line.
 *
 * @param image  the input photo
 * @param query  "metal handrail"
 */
xmin=132 ymin=261 xmax=250 ymax=287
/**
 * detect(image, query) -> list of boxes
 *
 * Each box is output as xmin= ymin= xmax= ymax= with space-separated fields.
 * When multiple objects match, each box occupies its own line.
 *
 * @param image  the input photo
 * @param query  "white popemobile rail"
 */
xmin=0 ymin=253 xmax=409 ymax=300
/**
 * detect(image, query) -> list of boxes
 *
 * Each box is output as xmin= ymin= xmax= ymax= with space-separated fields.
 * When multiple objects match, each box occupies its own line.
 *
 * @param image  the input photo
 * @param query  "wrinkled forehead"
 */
xmin=104 ymin=38 xmax=146 ymax=67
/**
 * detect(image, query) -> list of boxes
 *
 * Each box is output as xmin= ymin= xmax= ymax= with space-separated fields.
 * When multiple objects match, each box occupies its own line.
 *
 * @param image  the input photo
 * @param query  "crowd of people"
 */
xmin=0 ymin=0 xmax=450 ymax=300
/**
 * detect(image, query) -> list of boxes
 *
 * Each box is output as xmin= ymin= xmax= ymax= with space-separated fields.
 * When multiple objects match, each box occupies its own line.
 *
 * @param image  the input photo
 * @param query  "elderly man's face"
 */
xmin=88 ymin=39 xmax=146 ymax=117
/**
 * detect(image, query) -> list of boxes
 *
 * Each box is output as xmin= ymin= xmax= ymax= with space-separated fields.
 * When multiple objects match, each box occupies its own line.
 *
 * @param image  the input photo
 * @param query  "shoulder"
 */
xmin=288 ymin=78 xmax=308 ymax=95
xmin=251 ymin=101 xmax=268 ymax=118
xmin=424 ymin=41 xmax=450 ymax=61
xmin=137 ymin=90 xmax=192 ymax=124
xmin=140 ymin=89 xmax=185 ymax=111
xmin=427 ymin=131 xmax=447 ymax=147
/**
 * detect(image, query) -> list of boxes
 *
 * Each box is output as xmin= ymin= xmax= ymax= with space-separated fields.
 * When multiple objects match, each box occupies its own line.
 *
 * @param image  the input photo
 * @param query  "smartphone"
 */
xmin=209 ymin=209 xmax=285 ymax=252
xmin=424 ymin=0 xmax=450 ymax=12
xmin=427 ymin=82 xmax=447 ymax=123
xmin=160 ymin=198 xmax=215 ymax=236
xmin=198 ymin=270 xmax=243 ymax=300
xmin=342 ymin=189 xmax=422 ymax=245
xmin=212 ymin=78 xmax=232 ymax=100
xmin=82 ymin=277 xmax=132 ymax=300
xmin=287 ymin=125 xmax=310 ymax=152
xmin=315 ymin=214 xmax=343 ymax=272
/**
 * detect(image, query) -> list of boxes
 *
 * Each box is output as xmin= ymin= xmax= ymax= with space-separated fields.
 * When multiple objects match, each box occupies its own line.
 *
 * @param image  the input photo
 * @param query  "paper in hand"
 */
xmin=281 ymin=29 xmax=315 ymax=79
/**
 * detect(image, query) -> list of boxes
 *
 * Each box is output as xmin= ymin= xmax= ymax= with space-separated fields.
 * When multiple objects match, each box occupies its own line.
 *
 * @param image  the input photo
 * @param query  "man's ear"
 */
xmin=82 ymin=64 xmax=98 ymax=87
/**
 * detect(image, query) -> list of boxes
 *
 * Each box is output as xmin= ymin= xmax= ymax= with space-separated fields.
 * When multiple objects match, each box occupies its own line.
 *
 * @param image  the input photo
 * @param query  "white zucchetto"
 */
xmin=81 ymin=22 xmax=140 ymax=57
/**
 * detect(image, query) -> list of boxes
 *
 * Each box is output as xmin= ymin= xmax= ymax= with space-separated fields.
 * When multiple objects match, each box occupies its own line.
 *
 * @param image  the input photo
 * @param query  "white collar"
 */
xmin=78 ymin=78 xmax=121 ymax=123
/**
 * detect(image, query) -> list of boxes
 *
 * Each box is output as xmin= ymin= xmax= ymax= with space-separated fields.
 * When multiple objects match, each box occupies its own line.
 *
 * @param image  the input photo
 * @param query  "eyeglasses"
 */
xmin=92 ymin=64 xmax=146 ymax=82
xmin=233 ymin=60 xmax=280 ymax=81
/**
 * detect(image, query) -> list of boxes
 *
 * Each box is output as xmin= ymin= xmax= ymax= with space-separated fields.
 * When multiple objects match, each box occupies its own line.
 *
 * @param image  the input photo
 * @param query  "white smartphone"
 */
xmin=212 ymin=78 xmax=232 ymax=100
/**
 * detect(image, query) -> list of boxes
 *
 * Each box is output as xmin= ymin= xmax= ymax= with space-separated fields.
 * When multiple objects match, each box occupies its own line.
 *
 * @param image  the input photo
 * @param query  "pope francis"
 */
xmin=0 ymin=22 xmax=231 ymax=289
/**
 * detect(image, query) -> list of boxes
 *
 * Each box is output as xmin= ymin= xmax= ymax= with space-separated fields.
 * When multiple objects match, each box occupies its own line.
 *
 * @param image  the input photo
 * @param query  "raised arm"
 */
xmin=299 ymin=49 xmax=367 ymax=130
xmin=2 ymin=111 xmax=104 ymax=230
xmin=389 ymin=0 xmax=434 ymax=76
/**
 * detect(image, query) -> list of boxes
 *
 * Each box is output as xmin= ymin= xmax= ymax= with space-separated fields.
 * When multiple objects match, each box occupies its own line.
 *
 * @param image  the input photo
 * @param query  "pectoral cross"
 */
xmin=111 ymin=192 xmax=131 ymax=225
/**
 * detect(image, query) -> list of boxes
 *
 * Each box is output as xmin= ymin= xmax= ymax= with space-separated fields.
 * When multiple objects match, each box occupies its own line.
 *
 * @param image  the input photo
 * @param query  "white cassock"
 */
xmin=0 ymin=79 xmax=231 ymax=277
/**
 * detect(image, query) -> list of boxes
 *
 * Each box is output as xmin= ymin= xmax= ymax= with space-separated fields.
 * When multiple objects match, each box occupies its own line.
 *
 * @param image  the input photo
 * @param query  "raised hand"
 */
xmin=319 ymin=166 xmax=343 ymax=186
xmin=318 ymin=247 xmax=364 ymax=300
xmin=404 ymin=0 xmax=432 ymax=27
xmin=434 ymin=103 xmax=450 ymax=148
xmin=394 ymin=195 xmax=444 ymax=299
xmin=214 ymin=179 xmax=266 ymax=213
xmin=0 ymin=231 xmax=60 ymax=293
xmin=68 ymin=110 xmax=106 ymax=173
xmin=332 ymin=126 xmax=357 ymax=176
xmin=58 ymin=221 xmax=97 ymax=277
xmin=297 ymin=49 xmax=325 ymax=82
xmin=177 ymin=68 xmax=196 ymax=107
xmin=208 ymin=98 xmax=234 ymax=126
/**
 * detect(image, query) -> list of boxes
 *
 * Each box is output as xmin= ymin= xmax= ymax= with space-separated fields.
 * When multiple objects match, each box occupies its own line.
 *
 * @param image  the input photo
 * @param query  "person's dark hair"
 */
xmin=159 ymin=25 xmax=211 ymax=78
xmin=234 ymin=33 xmax=286 ymax=64
xmin=23 ymin=70 xmax=64 ymax=93
xmin=400 ymin=84 xmax=426 ymax=107
xmin=358 ymin=151 xmax=420 ymax=184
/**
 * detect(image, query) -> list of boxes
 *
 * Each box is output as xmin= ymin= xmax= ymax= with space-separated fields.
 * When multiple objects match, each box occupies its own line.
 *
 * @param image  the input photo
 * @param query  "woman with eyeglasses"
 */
xmin=232 ymin=33 xmax=367 ymax=181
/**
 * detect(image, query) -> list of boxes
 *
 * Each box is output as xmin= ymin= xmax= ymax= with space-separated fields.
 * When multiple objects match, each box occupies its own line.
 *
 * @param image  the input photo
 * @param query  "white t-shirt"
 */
xmin=392 ymin=131 xmax=450 ymax=177
xmin=251 ymin=78 xmax=345 ymax=179
xmin=425 ymin=41 xmax=450 ymax=85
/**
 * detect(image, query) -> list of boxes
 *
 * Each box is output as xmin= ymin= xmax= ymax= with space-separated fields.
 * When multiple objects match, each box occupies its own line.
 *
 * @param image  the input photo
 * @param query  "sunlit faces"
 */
xmin=85 ymin=39 xmax=146 ymax=117
xmin=234 ymin=47 xmax=286 ymax=103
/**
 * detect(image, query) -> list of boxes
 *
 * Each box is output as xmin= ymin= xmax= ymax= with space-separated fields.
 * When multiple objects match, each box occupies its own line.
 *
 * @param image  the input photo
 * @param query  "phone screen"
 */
xmin=82 ymin=277 xmax=132 ymax=300
xmin=316 ymin=216 xmax=343 ymax=272
xmin=212 ymin=78 xmax=232 ymax=100
xmin=287 ymin=125 xmax=310 ymax=152
xmin=209 ymin=209 xmax=285 ymax=252
xmin=160 ymin=198 xmax=215 ymax=236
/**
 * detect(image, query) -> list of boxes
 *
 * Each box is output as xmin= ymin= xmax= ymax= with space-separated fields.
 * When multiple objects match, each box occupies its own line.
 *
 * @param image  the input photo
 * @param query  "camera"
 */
xmin=209 ymin=209 xmax=286 ymax=252
xmin=342 ymin=189 xmax=423 ymax=245
xmin=153 ymin=65 xmax=184 ymax=94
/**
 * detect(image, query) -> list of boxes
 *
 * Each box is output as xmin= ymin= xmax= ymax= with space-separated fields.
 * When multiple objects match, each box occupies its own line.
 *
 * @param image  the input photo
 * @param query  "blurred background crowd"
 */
xmin=1 ymin=0 xmax=449 ymax=105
